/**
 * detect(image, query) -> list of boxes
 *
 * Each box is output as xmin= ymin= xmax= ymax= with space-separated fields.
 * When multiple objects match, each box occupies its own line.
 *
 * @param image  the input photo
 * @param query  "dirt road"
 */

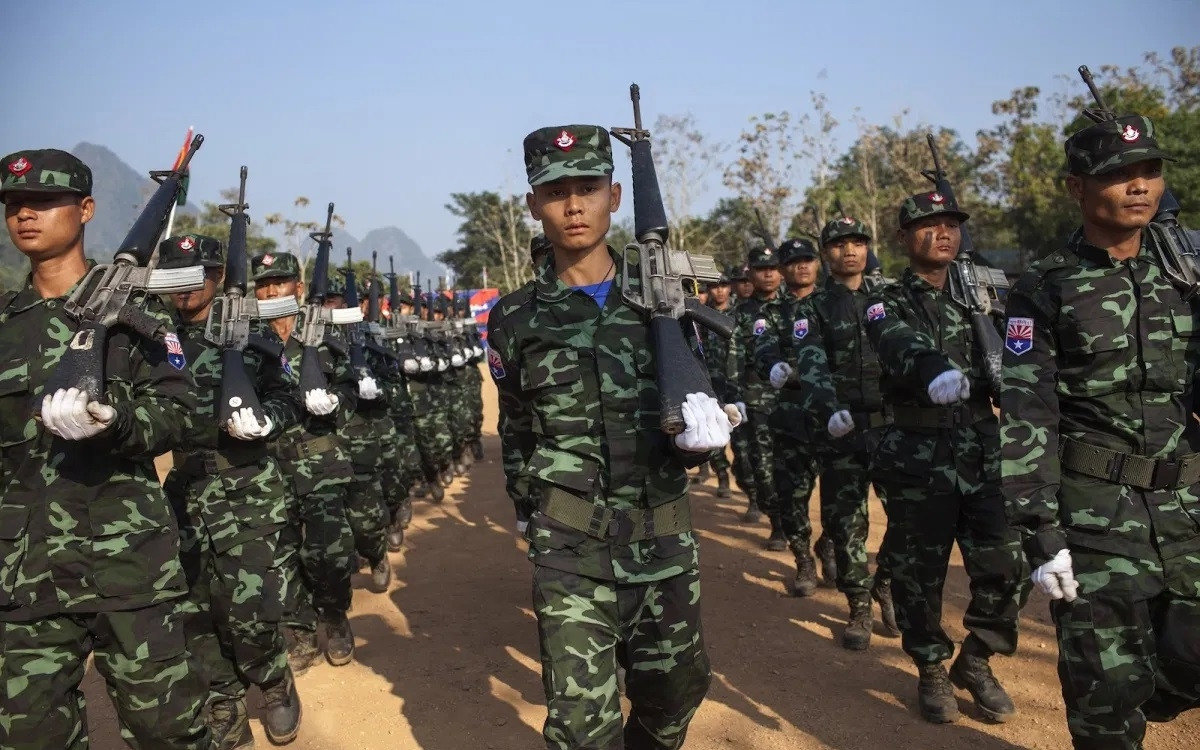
xmin=85 ymin=374 xmax=1198 ymax=749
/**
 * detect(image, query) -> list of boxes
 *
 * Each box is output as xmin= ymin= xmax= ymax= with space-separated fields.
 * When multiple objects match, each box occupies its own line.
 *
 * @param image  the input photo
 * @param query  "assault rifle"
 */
xmin=1078 ymin=64 xmax=1200 ymax=298
xmin=295 ymin=203 xmax=362 ymax=394
xmin=204 ymin=166 xmax=298 ymax=424
xmin=611 ymin=83 xmax=735 ymax=434
xmin=340 ymin=248 xmax=373 ymax=380
xmin=921 ymin=133 xmax=1009 ymax=393
xmin=364 ymin=251 xmax=399 ymax=363
xmin=46 ymin=134 xmax=208 ymax=400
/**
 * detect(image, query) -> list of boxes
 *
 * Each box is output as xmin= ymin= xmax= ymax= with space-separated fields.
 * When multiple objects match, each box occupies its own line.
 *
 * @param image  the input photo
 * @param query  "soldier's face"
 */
xmin=696 ymin=289 xmax=709 ymax=305
xmin=527 ymin=176 xmax=621 ymax=255
xmin=824 ymin=238 xmax=868 ymax=276
xmin=749 ymin=266 xmax=781 ymax=294
xmin=323 ymin=295 xmax=345 ymax=310
xmin=171 ymin=267 xmax=223 ymax=314
xmin=4 ymin=192 xmax=93 ymax=258
xmin=255 ymin=277 xmax=301 ymax=301
xmin=782 ymin=258 xmax=820 ymax=288
xmin=734 ymin=280 xmax=754 ymax=298
xmin=709 ymin=283 xmax=730 ymax=305
xmin=900 ymin=217 xmax=960 ymax=269
xmin=1067 ymin=160 xmax=1164 ymax=233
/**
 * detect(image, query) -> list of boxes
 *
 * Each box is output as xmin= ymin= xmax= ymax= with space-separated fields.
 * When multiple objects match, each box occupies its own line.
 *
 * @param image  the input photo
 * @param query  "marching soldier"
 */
xmin=723 ymin=262 xmax=757 ymax=512
xmin=700 ymin=267 xmax=735 ymax=498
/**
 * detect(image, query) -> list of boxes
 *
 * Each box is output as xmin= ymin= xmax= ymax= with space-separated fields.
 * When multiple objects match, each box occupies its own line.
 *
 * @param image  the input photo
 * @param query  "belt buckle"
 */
xmin=1150 ymin=460 xmax=1181 ymax=491
xmin=1104 ymin=451 xmax=1127 ymax=483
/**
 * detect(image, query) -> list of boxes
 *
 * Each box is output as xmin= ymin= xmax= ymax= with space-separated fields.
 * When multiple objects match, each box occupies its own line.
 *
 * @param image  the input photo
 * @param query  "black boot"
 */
xmin=871 ymin=575 xmax=900 ymax=637
xmin=324 ymin=613 xmax=355 ymax=666
xmin=371 ymin=557 xmax=392 ymax=593
xmin=207 ymin=697 xmax=253 ymax=750
xmin=716 ymin=470 xmax=731 ymax=498
xmin=741 ymin=498 xmax=762 ymax=524
xmin=949 ymin=650 xmax=1016 ymax=723
xmin=386 ymin=520 xmax=404 ymax=552
xmin=691 ymin=464 xmax=710 ymax=484
xmin=428 ymin=481 xmax=445 ymax=504
xmin=440 ymin=468 xmax=454 ymax=487
xmin=789 ymin=541 xmax=818 ymax=597
xmin=840 ymin=595 xmax=873 ymax=651
xmin=398 ymin=496 xmax=413 ymax=528
xmin=765 ymin=515 xmax=787 ymax=551
xmin=412 ymin=482 xmax=427 ymax=499
xmin=815 ymin=533 xmax=837 ymax=588
xmin=917 ymin=662 xmax=959 ymax=724
xmin=471 ymin=439 xmax=484 ymax=460
xmin=261 ymin=671 xmax=302 ymax=744
xmin=285 ymin=626 xmax=319 ymax=677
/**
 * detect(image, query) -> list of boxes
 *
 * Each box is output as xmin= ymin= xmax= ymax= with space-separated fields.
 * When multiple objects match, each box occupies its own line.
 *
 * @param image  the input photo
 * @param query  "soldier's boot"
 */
xmin=840 ymin=595 xmax=873 ymax=651
xmin=789 ymin=541 xmax=818 ymax=597
xmin=765 ymin=515 xmax=787 ymax=551
xmin=691 ymin=464 xmax=710 ymax=484
xmin=324 ymin=613 xmax=355 ymax=666
xmin=208 ymin=697 xmax=253 ymax=750
xmin=386 ymin=519 xmax=404 ymax=553
xmin=261 ymin=671 xmax=303 ymax=745
xmin=428 ymin=481 xmax=445 ymax=504
xmin=371 ymin=557 xmax=392 ymax=593
xmin=398 ymin=496 xmax=413 ymax=528
xmin=471 ymin=439 xmax=484 ymax=461
xmin=412 ymin=482 xmax=428 ymax=499
xmin=815 ymin=533 xmax=837 ymax=588
xmin=741 ymin=497 xmax=763 ymax=524
xmin=871 ymin=575 xmax=900 ymax=637
xmin=949 ymin=651 xmax=1016 ymax=723
xmin=454 ymin=455 xmax=468 ymax=476
xmin=716 ymin=470 xmax=731 ymax=498
xmin=285 ymin=627 xmax=320 ymax=677
xmin=440 ymin=468 xmax=454 ymax=487
xmin=462 ymin=449 xmax=474 ymax=469
xmin=916 ymin=662 xmax=960 ymax=724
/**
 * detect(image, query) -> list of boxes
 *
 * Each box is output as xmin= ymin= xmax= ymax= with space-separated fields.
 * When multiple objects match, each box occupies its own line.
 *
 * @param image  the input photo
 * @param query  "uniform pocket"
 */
xmin=521 ymin=349 xmax=591 ymax=436
xmin=1056 ymin=315 xmax=1131 ymax=396
xmin=1052 ymin=588 xmax=1152 ymax=717
xmin=91 ymin=526 xmax=178 ymax=598
xmin=0 ymin=503 xmax=31 ymax=608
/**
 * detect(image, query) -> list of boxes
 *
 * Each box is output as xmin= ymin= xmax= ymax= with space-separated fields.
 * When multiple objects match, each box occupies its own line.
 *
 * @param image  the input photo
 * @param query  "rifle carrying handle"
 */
xmin=651 ymin=315 xmax=716 ymax=435
xmin=44 ymin=322 xmax=108 ymax=403
xmin=217 ymin=348 xmax=268 ymax=425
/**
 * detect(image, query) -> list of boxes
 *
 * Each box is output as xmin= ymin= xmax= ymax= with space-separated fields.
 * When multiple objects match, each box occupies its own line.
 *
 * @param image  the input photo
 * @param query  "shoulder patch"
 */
xmin=280 ymin=353 xmax=294 ymax=376
xmin=487 ymin=346 xmax=507 ymax=380
xmin=1005 ymin=317 xmax=1034 ymax=356
xmin=752 ymin=318 xmax=767 ymax=336
xmin=866 ymin=302 xmax=886 ymax=322
xmin=792 ymin=318 xmax=809 ymax=339
xmin=164 ymin=333 xmax=186 ymax=370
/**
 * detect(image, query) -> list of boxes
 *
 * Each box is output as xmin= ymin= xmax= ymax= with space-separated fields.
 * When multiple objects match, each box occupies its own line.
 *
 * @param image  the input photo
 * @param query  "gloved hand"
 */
xmin=419 ymin=356 xmax=434 ymax=372
xmin=1031 ymin=549 xmax=1079 ymax=601
xmin=927 ymin=369 xmax=971 ymax=405
xmin=403 ymin=359 xmax=420 ymax=374
xmin=451 ymin=353 xmax=465 ymax=367
xmin=723 ymin=403 xmax=743 ymax=428
xmin=436 ymin=359 xmax=448 ymax=372
xmin=304 ymin=389 xmax=339 ymax=416
xmin=674 ymin=393 xmax=733 ymax=452
xmin=226 ymin=407 xmax=274 ymax=441
xmin=828 ymin=410 xmax=856 ymax=438
xmin=734 ymin=401 xmax=748 ymax=425
xmin=41 ymin=387 xmax=115 ymax=440
xmin=516 ymin=519 xmax=529 ymax=534
xmin=358 ymin=376 xmax=381 ymax=400
xmin=769 ymin=362 xmax=793 ymax=389
xmin=473 ymin=346 xmax=484 ymax=358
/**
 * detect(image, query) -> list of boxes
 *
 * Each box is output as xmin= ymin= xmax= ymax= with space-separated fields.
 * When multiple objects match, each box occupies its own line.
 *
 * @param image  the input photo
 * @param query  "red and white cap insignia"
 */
xmin=1121 ymin=125 xmax=1140 ymax=142
xmin=261 ymin=254 xmax=275 ymax=266
xmin=8 ymin=157 xmax=31 ymax=176
xmin=841 ymin=216 xmax=855 ymax=224
xmin=179 ymin=237 xmax=195 ymax=251
xmin=554 ymin=130 xmax=576 ymax=151
xmin=929 ymin=193 xmax=945 ymax=204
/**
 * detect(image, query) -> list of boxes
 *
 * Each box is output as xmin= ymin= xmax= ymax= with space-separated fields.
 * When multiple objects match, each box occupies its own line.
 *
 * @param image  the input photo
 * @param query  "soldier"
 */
xmin=864 ymin=192 xmax=1028 ymax=724
xmin=700 ymin=267 xmax=735 ymax=499
xmin=732 ymin=262 xmax=754 ymax=302
xmin=727 ymin=244 xmax=785 ymax=547
xmin=407 ymin=291 xmax=455 ymax=500
xmin=0 ymin=150 xmax=211 ymax=749
xmin=765 ymin=219 xmax=898 ymax=648
xmin=723 ymin=262 xmax=757 ymax=512
xmin=489 ymin=124 xmax=734 ymax=749
xmin=161 ymin=234 xmax=304 ymax=745
xmin=1002 ymin=114 xmax=1200 ymax=749
xmin=251 ymin=251 xmax=359 ymax=673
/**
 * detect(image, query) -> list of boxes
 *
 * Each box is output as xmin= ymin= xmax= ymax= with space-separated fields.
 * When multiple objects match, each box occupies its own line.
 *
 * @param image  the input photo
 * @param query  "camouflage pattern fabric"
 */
xmin=342 ymin=382 xmax=393 ymax=567
xmin=523 ymin=125 xmax=614 ymax=186
xmin=0 ymin=148 xmax=92 ymax=197
xmin=1000 ymin=230 xmax=1200 ymax=748
xmin=370 ymin=347 xmax=417 ymax=518
xmin=865 ymin=269 xmax=1028 ymax=664
xmin=725 ymin=293 xmax=781 ymax=516
xmin=408 ymin=372 xmax=454 ymax=481
xmin=1063 ymin=114 xmax=1174 ymax=176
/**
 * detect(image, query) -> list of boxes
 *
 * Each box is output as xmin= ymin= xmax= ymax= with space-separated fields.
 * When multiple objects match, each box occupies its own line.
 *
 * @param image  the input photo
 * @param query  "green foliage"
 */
xmin=171 ymin=187 xmax=277 ymax=256
xmin=437 ymin=191 xmax=535 ymax=293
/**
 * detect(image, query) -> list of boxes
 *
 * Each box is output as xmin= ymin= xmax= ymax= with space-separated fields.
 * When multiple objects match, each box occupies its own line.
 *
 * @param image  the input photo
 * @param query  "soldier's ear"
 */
xmin=609 ymin=181 xmax=622 ymax=213
xmin=79 ymin=195 xmax=95 ymax=224
xmin=1065 ymin=175 xmax=1083 ymax=204
xmin=526 ymin=191 xmax=543 ymax=221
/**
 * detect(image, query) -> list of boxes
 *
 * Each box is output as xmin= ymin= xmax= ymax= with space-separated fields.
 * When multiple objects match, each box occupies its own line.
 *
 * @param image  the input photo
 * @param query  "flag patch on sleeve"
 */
xmin=1005 ymin=317 xmax=1034 ymax=355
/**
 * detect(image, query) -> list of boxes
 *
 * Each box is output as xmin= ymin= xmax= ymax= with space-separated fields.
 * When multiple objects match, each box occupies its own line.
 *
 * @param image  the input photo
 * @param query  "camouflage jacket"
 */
xmin=0 ymin=278 xmax=192 ymax=621
xmin=726 ymin=292 xmax=781 ymax=411
xmin=330 ymin=330 xmax=395 ymax=470
xmin=700 ymin=302 xmax=734 ymax=401
xmin=1000 ymin=230 xmax=1200 ymax=566
xmin=775 ymin=277 xmax=884 ymax=447
xmin=864 ymin=268 xmax=1000 ymax=495
xmin=488 ymin=248 xmax=710 ymax=582
xmin=749 ymin=288 xmax=821 ymax=441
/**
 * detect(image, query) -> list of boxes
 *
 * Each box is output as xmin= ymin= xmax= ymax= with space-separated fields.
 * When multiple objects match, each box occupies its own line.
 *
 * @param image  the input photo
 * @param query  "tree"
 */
xmin=648 ymin=113 xmax=726 ymax=257
xmin=172 ymin=187 xmax=278 ymax=257
xmin=438 ymin=191 xmax=536 ymax=293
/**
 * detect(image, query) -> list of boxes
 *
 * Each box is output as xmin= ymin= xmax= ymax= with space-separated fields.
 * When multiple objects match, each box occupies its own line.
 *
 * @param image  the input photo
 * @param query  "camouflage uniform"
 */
xmin=407 ymin=328 xmax=455 ymax=485
xmin=490 ymin=125 xmax=712 ymax=750
xmin=1001 ymin=115 xmax=1200 ymax=749
xmin=700 ymin=271 xmax=734 ymax=481
xmin=337 ymin=337 xmax=393 ymax=570
xmin=722 ymin=266 xmax=756 ymax=500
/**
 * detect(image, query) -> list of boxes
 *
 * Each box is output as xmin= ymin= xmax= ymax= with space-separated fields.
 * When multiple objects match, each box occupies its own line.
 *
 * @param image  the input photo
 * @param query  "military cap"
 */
xmin=325 ymin=273 xmax=346 ymax=297
xmin=395 ymin=291 xmax=414 ymax=306
xmin=0 ymin=148 xmax=92 ymax=200
xmin=747 ymin=245 xmax=780 ymax=269
xmin=778 ymin=238 xmax=818 ymax=265
xmin=730 ymin=263 xmax=750 ymax=282
xmin=1064 ymin=114 xmax=1174 ymax=176
xmin=157 ymin=234 xmax=224 ymax=269
xmin=820 ymin=216 xmax=872 ymax=248
xmin=898 ymin=191 xmax=970 ymax=229
xmin=523 ymin=125 xmax=614 ymax=186
xmin=251 ymin=251 xmax=301 ymax=281
xmin=707 ymin=267 xmax=731 ymax=288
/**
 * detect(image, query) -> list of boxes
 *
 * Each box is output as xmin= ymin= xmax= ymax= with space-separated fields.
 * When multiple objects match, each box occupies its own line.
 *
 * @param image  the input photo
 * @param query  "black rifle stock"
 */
xmin=611 ymin=83 xmax=734 ymax=434
xmin=295 ymin=203 xmax=362 ymax=394
xmin=921 ymin=134 xmax=1008 ymax=394
xmin=47 ymin=134 xmax=208 ymax=401
xmin=341 ymin=249 xmax=372 ymax=379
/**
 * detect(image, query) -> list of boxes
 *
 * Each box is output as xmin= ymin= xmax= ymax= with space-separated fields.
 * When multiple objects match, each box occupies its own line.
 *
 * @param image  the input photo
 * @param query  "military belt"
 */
xmin=850 ymin=410 xmax=890 ymax=430
xmin=887 ymin=402 xmax=992 ymax=430
xmin=175 ymin=445 xmax=267 ymax=475
xmin=540 ymin=486 xmax=691 ymax=543
xmin=279 ymin=434 xmax=338 ymax=461
xmin=1059 ymin=437 xmax=1200 ymax=491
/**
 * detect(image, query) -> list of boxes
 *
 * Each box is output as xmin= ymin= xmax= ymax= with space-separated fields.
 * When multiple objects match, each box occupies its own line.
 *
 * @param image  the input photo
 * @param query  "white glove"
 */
xmin=722 ymin=403 xmax=743 ymax=428
xmin=304 ymin=389 xmax=339 ymax=416
xmin=1031 ymin=549 xmax=1079 ymax=601
xmin=451 ymin=353 xmax=465 ymax=367
xmin=674 ymin=393 xmax=733 ymax=452
xmin=437 ymin=359 xmax=448 ymax=372
xmin=927 ymin=369 xmax=971 ymax=405
xmin=403 ymin=359 xmax=420 ymax=374
xmin=226 ymin=407 xmax=273 ymax=441
xmin=769 ymin=362 xmax=793 ymax=389
xmin=828 ymin=410 xmax=856 ymax=438
xmin=358 ymin=376 xmax=381 ymax=400
xmin=734 ymin=401 xmax=748 ymax=424
xmin=516 ymin=520 xmax=529 ymax=534
xmin=419 ymin=357 xmax=434 ymax=372
xmin=41 ymin=387 xmax=115 ymax=440
xmin=473 ymin=346 xmax=484 ymax=358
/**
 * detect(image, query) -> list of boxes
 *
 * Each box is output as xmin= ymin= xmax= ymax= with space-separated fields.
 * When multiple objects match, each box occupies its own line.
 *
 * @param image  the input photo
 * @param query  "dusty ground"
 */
xmin=85 ymin=372 xmax=1199 ymax=749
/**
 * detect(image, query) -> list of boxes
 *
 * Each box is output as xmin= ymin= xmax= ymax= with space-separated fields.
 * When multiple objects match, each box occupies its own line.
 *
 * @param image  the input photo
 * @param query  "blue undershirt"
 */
xmin=571 ymin=278 xmax=613 ymax=309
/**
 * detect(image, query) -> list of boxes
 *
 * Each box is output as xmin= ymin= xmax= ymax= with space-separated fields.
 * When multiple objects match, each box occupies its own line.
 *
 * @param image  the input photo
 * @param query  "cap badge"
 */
xmin=554 ymin=130 xmax=576 ymax=151
xmin=7 ymin=157 xmax=31 ymax=177
xmin=841 ymin=216 xmax=855 ymax=224
xmin=763 ymin=248 xmax=772 ymax=256
xmin=1121 ymin=125 xmax=1140 ymax=143
xmin=179 ymin=237 xmax=195 ymax=251
xmin=929 ymin=193 xmax=945 ymax=204
xmin=261 ymin=254 xmax=275 ymax=266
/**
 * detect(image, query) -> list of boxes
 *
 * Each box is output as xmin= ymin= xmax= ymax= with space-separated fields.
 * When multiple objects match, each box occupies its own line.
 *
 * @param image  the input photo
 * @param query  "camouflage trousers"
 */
xmin=1053 ymin=543 xmax=1200 ymax=749
xmin=747 ymin=410 xmax=778 ymax=514
xmin=383 ymin=427 xmax=422 ymax=518
xmin=817 ymin=447 xmax=890 ymax=599
xmin=346 ymin=465 xmax=389 ymax=567
xmin=465 ymin=363 xmax=484 ymax=440
xmin=876 ymin=479 xmax=1029 ymax=664
xmin=409 ymin=377 xmax=454 ymax=480
xmin=184 ymin=527 xmax=294 ymax=701
xmin=0 ymin=601 xmax=210 ymax=750
xmin=707 ymin=446 xmax=730 ymax=474
xmin=280 ymin=480 xmax=356 ymax=631
xmin=727 ymin=423 xmax=755 ymax=496
xmin=771 ymin=432 xmax=818 ymax=548
xmin=533 ymin=565 xmax=711 ymax=750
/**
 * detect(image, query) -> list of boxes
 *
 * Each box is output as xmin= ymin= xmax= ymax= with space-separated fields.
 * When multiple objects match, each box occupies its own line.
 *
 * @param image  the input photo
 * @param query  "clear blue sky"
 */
xmin=3 ymin=0 xmax=1195 ymax=260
